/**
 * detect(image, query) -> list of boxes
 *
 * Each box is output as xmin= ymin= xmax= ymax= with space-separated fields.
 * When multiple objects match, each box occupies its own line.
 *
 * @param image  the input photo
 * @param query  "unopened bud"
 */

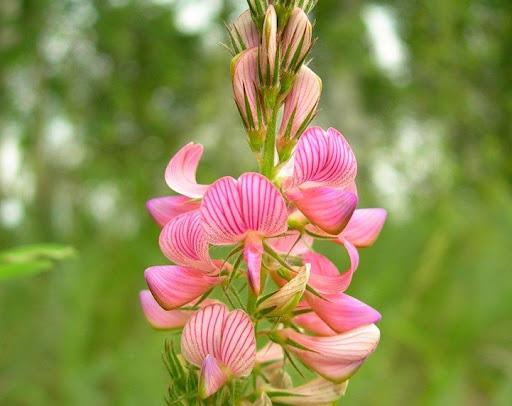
xmin=259 ymin=6 xmax=278 ymax=88
xmin=231 ymin=48 xmax=267 ymax=152
xmin=281 ymin=7 xmax=313 ymax=81
xmin=278 ymin=66 xmax=321 ymax=160
xmin=227 ymin=10 xmax=260 ymax=55
xmin=247 ymin=0 xmax=270 ymax=30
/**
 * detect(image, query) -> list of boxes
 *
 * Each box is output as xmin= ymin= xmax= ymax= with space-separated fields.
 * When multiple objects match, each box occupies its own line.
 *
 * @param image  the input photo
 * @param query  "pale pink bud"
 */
xmin=227 ymin=10 xmax=259 ymax=55
xmin=231 ymin=48 xmax=267 ymax=150
xmin=278 ymin=66 xmax=321 ymax=159
xmin=259 ymin=6 xmax=278 ymax=88
xmin=281 ymin=7 xmax=313 ymax=75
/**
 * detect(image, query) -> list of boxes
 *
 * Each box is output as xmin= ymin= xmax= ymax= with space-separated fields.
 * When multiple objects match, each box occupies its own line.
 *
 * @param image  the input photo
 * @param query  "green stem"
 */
xmin=261 ymin=102 xmax=280 ymax=179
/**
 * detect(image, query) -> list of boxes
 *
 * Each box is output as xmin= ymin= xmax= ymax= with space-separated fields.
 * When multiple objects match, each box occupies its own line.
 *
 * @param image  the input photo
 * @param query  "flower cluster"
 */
xmin=140 ymin=1 xmax=387 ymax=403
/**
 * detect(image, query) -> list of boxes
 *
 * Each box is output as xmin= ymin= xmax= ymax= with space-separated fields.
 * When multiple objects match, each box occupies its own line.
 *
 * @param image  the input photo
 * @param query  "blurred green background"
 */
xmin=1 ymin=0 xmax=511 ymax=404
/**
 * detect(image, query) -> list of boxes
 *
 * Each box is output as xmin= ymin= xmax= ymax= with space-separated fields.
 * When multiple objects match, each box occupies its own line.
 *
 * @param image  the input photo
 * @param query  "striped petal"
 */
xmin=201 ymin=173 xmax=288 ymax=244
xmin=279 ymin=324 xmax=380 ymax=383
xmin=293 ymin=311 xmax=337 ymax=336
xmin=292 ymin=127 xmax=357 ymax=189
xmin=181 ymin=303 xmax=228 ymax=367
xmin=139 ymin=290 xmax=192 ymax=330
xmin=341 ymin=208 xmax=387 ymax=247
xmin=165 ymin=143 xmax=209 ymax=199
xmin=288 ymin=187 xmax=358 ymax=235
xmin=219 ymin=309 xmax=256 ymax=377
xmin=199 ymin=354 xmax=230 ymax=399
xmin=146 ymin=196 xmax=199 ymax=227
xmin=159 ymin=211 xmax=216 ymax=273
xmin=306 ymin=293 xmax=381 ymax=333
xmin=144 ymin=266 xmax=220 ymax=310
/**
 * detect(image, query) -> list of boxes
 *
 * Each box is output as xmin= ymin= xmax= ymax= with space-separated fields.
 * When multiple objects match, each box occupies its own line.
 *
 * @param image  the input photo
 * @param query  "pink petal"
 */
xmin=268 ymin=231 xmax=313 ymax=256
xmin=288 ymin=187 xmax=357 ymax=235
xmin=341 ymin=208 xmax=387 ymax=247
xmin=181 ymin=303 xmax=228 ymax=367
xmin=219 ymin=309 xmax=256 ymax=377
xmin=201 ymin=173 xmax=288 ymax=244
xmin=165 ymin=143 xmax=209 ymax=199
xmin=302 ymin=252 xmax=350 ymax=295
xmin=244 ymin=234 xmax=264 ymax=295
xmin=159 ymin=211 xmax=216 ymax=273
xmin=279 ymin=324 xmax=380 ymax=383
xmin=144 ymin=266 xmax=220 ymax=310
xmin=293 ymin=311 xmax=337 ymax=336
xmin=232 ymin=48 xmax=261 ymax=131
xmin=306 ymin=293 xmax=381 ymax=333
xmin=139 ymin=290 xmax=192 ymax=330
xmin=292 ymin=127 xmax=357 ymax=189
xmin=146 ymin=196 xmax=199 ymax=227
xmin=199 ymin=355 xmax=229 ymax=399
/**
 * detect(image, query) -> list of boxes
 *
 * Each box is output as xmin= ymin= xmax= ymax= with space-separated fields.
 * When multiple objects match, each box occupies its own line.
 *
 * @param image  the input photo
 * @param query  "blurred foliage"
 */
xmin=0 ymin=0 xmax=511 ymax=405
xmin=0 ymin=244 xmax=74 ymax=280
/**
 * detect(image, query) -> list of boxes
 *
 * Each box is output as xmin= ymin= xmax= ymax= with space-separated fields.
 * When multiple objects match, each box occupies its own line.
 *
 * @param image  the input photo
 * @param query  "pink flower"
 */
xmin=146 ymin=143 xmax=209 ymax=226
xmin=284 ymin=127 xmax=358 ymax=235
xmin=181 ymin=303 xmax=256 ymax=398
xmin=281 ymin=7 xmax=313 ymax=75
xmin=267 ymin=230 xmax=313 ymax=256
xmin=201 ymin=172 xmax=288 ymax=295
xmin=293 ymin=311 xmax=337 ymax=336
xmin=275 ymin=324 xmax=380 ymax=383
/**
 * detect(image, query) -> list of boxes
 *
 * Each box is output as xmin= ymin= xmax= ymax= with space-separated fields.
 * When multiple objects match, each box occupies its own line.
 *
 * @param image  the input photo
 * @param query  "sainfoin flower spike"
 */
xmin=141 ymin=2 xmax=387 ymax=403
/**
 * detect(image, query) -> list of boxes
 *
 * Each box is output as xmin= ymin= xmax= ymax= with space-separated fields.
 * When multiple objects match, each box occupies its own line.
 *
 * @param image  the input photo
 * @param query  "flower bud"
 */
xmin=281 ymin=7 xmax=313 ymax=82
xmin=247 ymin=0 xmax=270 ymax=30
xmin=227 ymin=10 xmax=259 ymax=55
xmin=275 ymin=0 xmax=318 ymax=14
xmin=278 ymin=66 xmax=321 ymax=160
xmin=231 ymin=48 xmax=267 ymax=151
xmin=258 ymin=6 xmax=279 ymax=89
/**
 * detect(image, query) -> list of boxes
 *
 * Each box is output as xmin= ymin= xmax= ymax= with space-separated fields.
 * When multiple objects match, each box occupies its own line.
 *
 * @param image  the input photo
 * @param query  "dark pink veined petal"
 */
xmin=165 ymin=143 xmax=210 ymax=199
xmin=306 ymin=292 xmax=381 ymax=333
xmin=278 ymin=324 xmax=380 ymax=383
xmin=201 ymin=173 xmax=288 ymax=244
xmin=139 ymin=290 xmax=192 ymax=330
xmin=238 ymin=173 xmax=288 ymax=236
xmin=181 ymin=303 xmax=228 ymax=367
xmin=288 ymin=187 xmax=358 ymax=235
xmin=292 ymin=127 xmax=357 ymax=189
xmin=341 ymin=208 xmax=387 ymax=247
xmin=199 ymin=355 xmax=230 ymax=399
xmin=268 ymin=231 xmax=313 ymax=256
xmin=219 ymin=309 xmax=256 ymax=377
xmin=293 ymin=311 xmax=337 ymax=336
xmin=244 ymin=233 xmax=264 ymax=295
xmin=146 ymin=196 xmax=200 ymax=227
xmin=159 ymin=211 xmax=216 ymax=273
xmin=201 ymin=176 xmax=246 ymax=244
xmin=144 ymin=266 xmax=220 ymax=310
